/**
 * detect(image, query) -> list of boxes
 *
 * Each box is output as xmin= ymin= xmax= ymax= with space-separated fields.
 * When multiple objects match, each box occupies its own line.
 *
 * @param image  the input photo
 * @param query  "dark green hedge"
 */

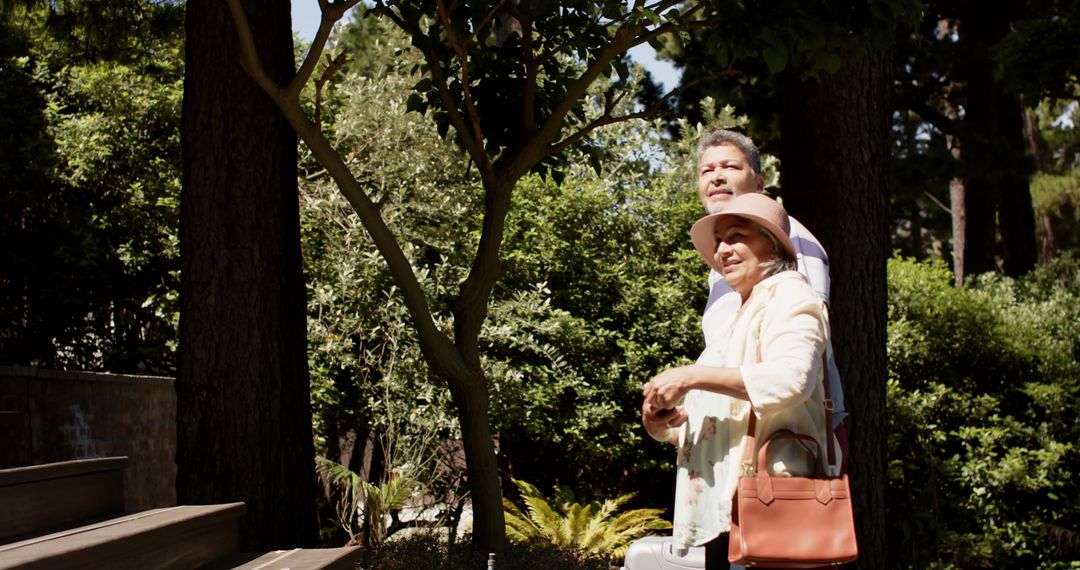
xmin=886 ymin=255 xmax=1080 ymax=568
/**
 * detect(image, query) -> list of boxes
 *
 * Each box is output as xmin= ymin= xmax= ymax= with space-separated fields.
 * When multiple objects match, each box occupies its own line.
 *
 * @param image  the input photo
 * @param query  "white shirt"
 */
xmin=701 ymin=215 xmax=845 ymax=426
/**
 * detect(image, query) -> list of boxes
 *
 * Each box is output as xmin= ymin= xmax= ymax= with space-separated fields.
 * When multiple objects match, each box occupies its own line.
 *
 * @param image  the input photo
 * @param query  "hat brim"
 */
xmin=690 ymin=212 xmax=797 ymax=273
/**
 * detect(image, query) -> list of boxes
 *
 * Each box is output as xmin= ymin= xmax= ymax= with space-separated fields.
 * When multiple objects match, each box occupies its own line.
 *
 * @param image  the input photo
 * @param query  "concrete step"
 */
xmin=0 ymin=457 xmax=127 ymax=542
xmin=208 ymin=546 xmax=362 ymax=570
xmin=0 ymin=503 xmax=245 ymax=570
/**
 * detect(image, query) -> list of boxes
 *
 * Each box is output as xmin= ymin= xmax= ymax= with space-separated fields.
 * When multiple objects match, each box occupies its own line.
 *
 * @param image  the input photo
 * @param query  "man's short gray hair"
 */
xmin=696 ymin=129 xmax=762 ymax=175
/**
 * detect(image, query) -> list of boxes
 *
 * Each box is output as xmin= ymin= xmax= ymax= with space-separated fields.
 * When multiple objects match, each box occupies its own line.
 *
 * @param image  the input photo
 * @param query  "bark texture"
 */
xmin=995 ymin=96 xmax=1038 ymax=277
xmin=951 ymin=5 xmax=1037 ymax=281
xmin=179 ymin=0 xmax=316 ymax=549
xmin=780 ymin=50 xmax=891 ymax=569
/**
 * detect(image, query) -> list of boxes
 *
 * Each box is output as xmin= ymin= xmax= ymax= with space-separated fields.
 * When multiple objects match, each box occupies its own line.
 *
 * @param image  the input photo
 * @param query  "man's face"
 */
xmin=697 ymin=144 xmax=763 ymax=213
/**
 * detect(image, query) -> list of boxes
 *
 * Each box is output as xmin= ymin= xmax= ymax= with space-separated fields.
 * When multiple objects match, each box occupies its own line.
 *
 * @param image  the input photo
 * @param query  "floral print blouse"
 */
xmin=671 ymin=271 xmax=839 ymax=549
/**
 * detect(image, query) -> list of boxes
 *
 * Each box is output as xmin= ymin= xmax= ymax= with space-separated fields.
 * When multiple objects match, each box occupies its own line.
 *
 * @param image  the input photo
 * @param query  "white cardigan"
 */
xmin=672 ymin=270 xmax=840 ymax=548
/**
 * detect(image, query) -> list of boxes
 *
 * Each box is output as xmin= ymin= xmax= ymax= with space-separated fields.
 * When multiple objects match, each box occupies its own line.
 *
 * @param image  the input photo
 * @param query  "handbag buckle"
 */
xmin=823 ymin=399 xmax=835 ymax=412
xmin=742 ymin=462 xmax=756 ymax=477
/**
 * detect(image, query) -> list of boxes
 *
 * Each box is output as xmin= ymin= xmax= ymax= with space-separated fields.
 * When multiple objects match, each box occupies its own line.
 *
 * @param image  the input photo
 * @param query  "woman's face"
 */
xmin=713 ymin=217 xmax=777 ymax=297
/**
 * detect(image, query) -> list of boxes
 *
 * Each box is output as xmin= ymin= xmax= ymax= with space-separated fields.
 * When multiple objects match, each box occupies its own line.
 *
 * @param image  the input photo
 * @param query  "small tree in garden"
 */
xmin=226 ymin=0 xmax=722 ymax=551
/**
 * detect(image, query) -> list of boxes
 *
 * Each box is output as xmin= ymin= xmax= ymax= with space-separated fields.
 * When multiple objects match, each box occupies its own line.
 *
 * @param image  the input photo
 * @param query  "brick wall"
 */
xmin=0 ymin=366 xmax=176 ymax=511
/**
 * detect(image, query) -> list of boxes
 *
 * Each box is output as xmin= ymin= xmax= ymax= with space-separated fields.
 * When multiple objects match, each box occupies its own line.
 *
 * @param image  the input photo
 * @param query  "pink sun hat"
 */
xmin=689 ymin=193 xmax=796 ymax=272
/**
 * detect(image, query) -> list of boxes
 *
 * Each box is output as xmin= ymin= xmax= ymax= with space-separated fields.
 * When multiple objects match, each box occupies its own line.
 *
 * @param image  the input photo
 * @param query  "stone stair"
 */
xmin=0 ymin=457 xmax=360 ymax=569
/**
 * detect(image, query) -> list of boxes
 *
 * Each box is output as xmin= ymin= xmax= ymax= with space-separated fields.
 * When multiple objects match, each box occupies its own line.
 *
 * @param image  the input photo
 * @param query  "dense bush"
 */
xmin=0 ymin=4 xmax=182 ymax=373
xmin=886 ymin=255 xmax=1080 ymax=568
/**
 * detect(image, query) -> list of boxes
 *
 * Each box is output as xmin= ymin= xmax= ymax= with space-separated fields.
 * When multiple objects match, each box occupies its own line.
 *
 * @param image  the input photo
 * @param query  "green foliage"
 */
xmin=1029 ymin=98 xmax=1080 ymax=259
xmin=490 ymin=166 xmax=702 ymax=499
xmin=502 ymin=478 xmax=671 ymax=561
xmin=888 ymin=108 xmax=955 ymax=262
xmin=316 ymin=455 xmax=419 ymax=547
xmin=887 ymin=2 xmax=1080 ymax=268
xmin=368 ymin=0 xmax=699 ymax=181
xmin=660 ymin=0 xmax=920 ymax=136
xmin=305 ymin=12 xmax=708 ymax=516
xmin=1032 ymin=165 xmax=1080 ymax=257
xmin=683 ymin=0 xmax=920 ymax=77
xmin=14 ymin=0 xmax=184 ymax=68
xmin=0 ymin=1 xmax=181 ymax=372
xmin=886 ymin=256 xmax=1080 ymax=567
xmin=992 ymin=1 xmax=1080 ymax=102
xmin=302 ymin=19 xmax=472 ymax=449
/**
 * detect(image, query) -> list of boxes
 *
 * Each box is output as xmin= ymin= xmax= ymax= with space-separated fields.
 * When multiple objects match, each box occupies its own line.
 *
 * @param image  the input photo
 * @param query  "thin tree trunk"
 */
xmin=1040 ymin=212 xmax=1058 ymax=262
xmin=448 ymin=374 xmax=504 ymax=553
xmin=949 ymin=173 xmax=968 ymax=285
xmin=781 ymin=48 xmax=891 ymax=569
xmin=943 ymin=90 xmax=968 ymax=285
xmin=179 ymin=0 xmax=316 ymax=549
xmin=1023 ymin=108 xmax=1058 ymax=262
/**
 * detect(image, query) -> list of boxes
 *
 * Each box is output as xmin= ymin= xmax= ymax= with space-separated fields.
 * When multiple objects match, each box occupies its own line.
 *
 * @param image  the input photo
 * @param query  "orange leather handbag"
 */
xmin=728 ymin=357 xmax=857 ymax=568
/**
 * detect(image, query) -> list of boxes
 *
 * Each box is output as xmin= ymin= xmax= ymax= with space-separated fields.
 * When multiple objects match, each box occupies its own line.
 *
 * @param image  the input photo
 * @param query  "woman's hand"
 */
xmin=643 ymin=366 xmax=693 ymax=410
xmin=641 ymin=399 xmax=686 ymax=443
xmin=645 ymin=364 xmax=749 ymax=404
xmin=640 ymin=367 xmax=693 ymax=443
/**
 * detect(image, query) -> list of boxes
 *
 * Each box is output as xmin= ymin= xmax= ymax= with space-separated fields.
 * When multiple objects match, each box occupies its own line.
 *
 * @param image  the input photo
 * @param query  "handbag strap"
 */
xmin=742 ymin=341 xmax=836 ymax=476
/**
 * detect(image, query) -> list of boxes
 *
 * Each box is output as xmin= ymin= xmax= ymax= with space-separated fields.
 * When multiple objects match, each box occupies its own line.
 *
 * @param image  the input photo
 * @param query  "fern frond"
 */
xmin=503 ymin=497 xmax=542 ymax=541
xmin=502 ymin=479 xmax=671 ymax=561
xmin=379 ymin=476 xmax=415 ymax=510
xmin=523 ymin=493 xmax=562 ymax=541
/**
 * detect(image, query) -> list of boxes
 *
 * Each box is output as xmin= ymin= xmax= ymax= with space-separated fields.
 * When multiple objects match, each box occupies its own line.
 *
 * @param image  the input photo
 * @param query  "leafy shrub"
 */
xmin=885 ymin=256 xmax=1080 ymax=568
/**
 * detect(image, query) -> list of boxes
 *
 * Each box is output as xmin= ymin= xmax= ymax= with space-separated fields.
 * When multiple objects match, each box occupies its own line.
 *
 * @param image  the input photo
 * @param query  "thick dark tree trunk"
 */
xmin=996 ymin=97 xmax=1037 ymax=277
xmin=953 ymin=5 xmax=1037 ymax=280
xmin=956 ymin=43 xmax=1002 ymax=279
xmin=179 ymin=0 xmax=316 ymax=549
xmin=780 ymin=49 xmax=891 ymax=569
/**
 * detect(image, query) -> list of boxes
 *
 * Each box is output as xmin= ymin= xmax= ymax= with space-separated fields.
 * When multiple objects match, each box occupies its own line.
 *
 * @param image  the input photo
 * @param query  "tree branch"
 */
xmin=923 ymin=191 xmax=952 ymax=214
xmin=902 ymin=98 xmax=960 ymax=137
xmin=423 ymin=47 xmax=497 ymax=185
xmin=225 ymin=0 xmax=287 ymax=99
xmin=502 ymin=5 xmax=696 ymax=179
xmin=289 ymin=0 xmax=362 ymax=100
xmin=463 ymin=0 xmax=506 ymax=47
xmin=451 ymin=181 xmax=512 ymax=369
xmin=315 ymin=52 xmax=348 ymax=128
xmin=435 ymin=0 xmax=486 ymax=155
xmin=385 ymin=7 xmax=494 ymax=184
xmin=548 ymin=63 xmax=739 ymax=156
xmin=227 ymin=0 xmax=473 ymax=384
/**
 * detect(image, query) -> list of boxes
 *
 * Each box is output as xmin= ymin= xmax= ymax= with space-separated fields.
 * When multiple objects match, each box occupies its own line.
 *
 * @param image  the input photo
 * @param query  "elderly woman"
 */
xmin=641 ymin=193 xmax=841 ymax=569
